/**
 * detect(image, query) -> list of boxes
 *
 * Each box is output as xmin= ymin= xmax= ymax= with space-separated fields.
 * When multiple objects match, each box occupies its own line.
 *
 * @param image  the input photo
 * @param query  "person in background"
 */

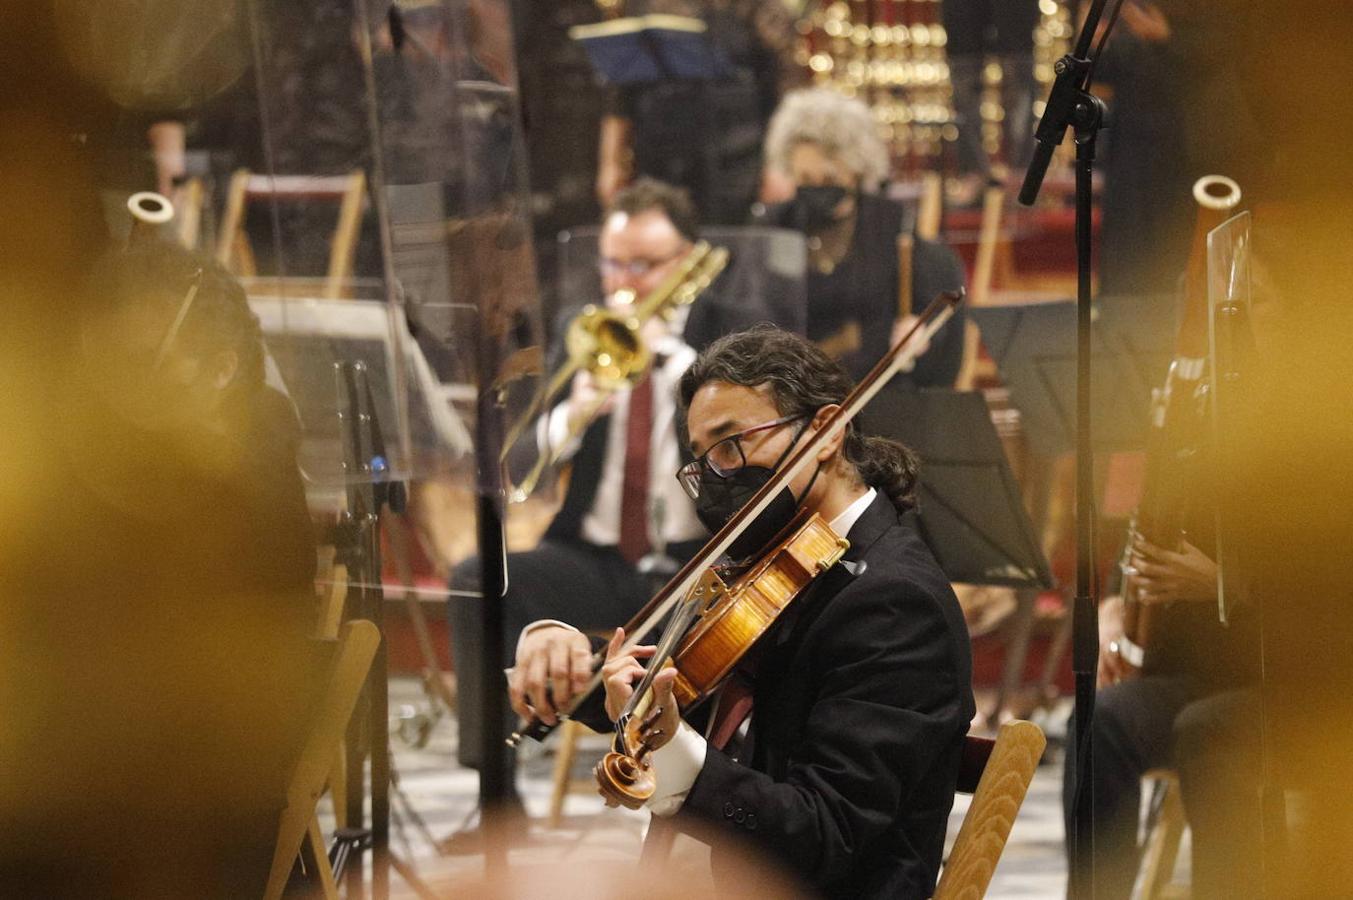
xmin=596 ymin=0 xmax=804 ymax=224
xmin=1093 ymin=0 xmax=1259 ymax=296
xmin=941 ymin=0 xmax=1040 ymax=205
xmin=759 ymin=87 xmax=966 ymax=384
xmin=1068 ymin=527 xmax=1261 ymax=899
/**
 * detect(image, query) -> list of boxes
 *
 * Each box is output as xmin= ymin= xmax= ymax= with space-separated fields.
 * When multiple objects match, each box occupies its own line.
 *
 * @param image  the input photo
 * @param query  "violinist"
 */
xmin=512 ymin=327 xmax=974 ymax=899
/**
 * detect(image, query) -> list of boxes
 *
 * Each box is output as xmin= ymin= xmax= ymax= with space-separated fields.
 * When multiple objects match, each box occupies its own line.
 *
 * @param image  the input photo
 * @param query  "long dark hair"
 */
xmin=678 ymin=326 xmax=921 ymax=510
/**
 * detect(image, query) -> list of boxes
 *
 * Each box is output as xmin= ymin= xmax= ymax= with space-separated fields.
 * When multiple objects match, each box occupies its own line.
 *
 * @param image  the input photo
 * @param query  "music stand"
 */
xmin=859 ymin=384 xmax=1052 ymax=589
xmin=969 ymin=295 xmax=1175 ymax=457
xmin=250 ymin=295 xmax=473 ymax=487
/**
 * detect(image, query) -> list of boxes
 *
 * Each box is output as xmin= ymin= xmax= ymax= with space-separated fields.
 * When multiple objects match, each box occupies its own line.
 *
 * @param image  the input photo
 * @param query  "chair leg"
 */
xmin=325 ymin=171 xmax=365 ymax=299
xmin=1140 ymin=772 xmax=1187 ymax=900
xmin=305 ymin=815 xmax=340 ymax=900
xmin=548 ymin=720 xmax=583 ymax=828
xmin=330 ymin=743 xmax=348 ymax=829
xmin=987 ymin=588 xmax=1038 ymax=727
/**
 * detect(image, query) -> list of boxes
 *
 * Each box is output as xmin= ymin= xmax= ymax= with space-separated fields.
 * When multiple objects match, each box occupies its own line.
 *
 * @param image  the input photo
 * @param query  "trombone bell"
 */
xmin=566 ymin=305 xmax=651 ymax=389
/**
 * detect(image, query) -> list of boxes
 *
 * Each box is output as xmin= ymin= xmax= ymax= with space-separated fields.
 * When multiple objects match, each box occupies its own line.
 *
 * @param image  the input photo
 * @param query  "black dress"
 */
xmin=763 ymin=192 xmax=967 ymax=385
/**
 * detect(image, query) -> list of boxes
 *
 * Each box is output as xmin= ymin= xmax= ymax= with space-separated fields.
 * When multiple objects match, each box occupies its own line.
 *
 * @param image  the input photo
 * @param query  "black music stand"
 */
xmin=969 ymin=295 xmax=1175 ymax=457
xmin=859 ymin=384 xmax=1052 ymax=590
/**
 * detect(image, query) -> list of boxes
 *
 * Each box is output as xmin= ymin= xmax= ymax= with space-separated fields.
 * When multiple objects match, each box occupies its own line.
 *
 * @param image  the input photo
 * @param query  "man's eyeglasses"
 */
xmin=676 ymin=414 xmax=805 ymax=500
xmin=599 ymin=250 xmax=684 ymax=279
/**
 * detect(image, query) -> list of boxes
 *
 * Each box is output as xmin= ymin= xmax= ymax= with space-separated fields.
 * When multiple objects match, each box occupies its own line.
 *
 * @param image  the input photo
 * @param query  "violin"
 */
xmin=596 ymin=510 xmax=849 ymax=809
xmin=569 ymin=291 xmax=961 ymax=807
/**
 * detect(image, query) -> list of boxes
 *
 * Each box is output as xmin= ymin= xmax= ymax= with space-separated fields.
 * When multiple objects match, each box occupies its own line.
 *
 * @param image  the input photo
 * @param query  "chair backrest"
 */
xmin=216 ymin=169 xmax=367 ymax=300
xmin=933 ymin=719 xmax=1047 ymax=900
xmin=263 ymin=619 xmax=380 ymax=900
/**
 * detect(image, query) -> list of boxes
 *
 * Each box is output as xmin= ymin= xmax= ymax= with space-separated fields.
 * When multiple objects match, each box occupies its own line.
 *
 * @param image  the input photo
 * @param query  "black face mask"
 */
xmin=789 ymin=184 xmax=850 ymax=235
xmin=694 ymin=426 xmax=821 ymax=561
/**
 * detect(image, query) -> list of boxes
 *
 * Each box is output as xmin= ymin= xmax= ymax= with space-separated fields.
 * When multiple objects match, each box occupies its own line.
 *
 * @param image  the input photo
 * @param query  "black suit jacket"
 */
xmin=678 ymin=493 xmax=975 ymax=899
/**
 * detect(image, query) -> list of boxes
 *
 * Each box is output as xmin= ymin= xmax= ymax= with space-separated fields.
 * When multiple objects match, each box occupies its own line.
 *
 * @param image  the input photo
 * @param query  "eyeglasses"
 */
xmin=676 ymin=414 xmax=805 ymax=500
xmin=599 ymin=249 xmax=684 ymax=278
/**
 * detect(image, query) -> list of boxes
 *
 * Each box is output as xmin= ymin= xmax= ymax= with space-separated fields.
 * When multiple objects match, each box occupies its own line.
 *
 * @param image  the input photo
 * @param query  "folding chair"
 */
xmin=264 ymin=619 xmax=380 ymax=900
xmin=934 ymin=719 xmax=1047 ymax=900
xmin=216 ymin=169 xmax=366 ymax=299
xmin=1138 ymin=768 xmax=1188 ymax=900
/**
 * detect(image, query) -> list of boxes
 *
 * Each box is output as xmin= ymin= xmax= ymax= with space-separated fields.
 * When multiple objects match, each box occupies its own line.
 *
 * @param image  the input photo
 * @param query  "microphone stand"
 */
xmin=1018 ymin=2 xmax=1120 ymax=897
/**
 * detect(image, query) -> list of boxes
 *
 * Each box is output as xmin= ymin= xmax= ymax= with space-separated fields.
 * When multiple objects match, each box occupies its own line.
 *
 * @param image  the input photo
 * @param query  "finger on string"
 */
xmin=606 ymin=660 xmax=646 ymax=688
xmin=603 ymin=654 xmax=641 ymax=678
xmin=605 ymin=627 xmax=625 ymax=660
xmin=652 ymin=666 xmax=678 ymax=705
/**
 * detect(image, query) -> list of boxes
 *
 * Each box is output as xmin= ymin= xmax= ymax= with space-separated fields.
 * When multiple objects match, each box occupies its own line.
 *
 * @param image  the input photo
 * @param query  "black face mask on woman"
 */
xmin=693 ymin=424 xmax=822 ymax=561
xmin=789 ymin=184 xmax=850 ymax=235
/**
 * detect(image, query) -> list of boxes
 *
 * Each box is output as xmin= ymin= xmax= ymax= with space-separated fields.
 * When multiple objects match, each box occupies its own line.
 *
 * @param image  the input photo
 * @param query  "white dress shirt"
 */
xmin=645 ymin=486 xmax=879 ymax=816
xmin=543 ymin=333 xmax=706 ymax=552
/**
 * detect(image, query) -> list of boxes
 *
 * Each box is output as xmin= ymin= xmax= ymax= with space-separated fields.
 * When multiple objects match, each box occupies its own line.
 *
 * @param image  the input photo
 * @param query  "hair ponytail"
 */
xmin=847 ymin=431 xmax=920 ymax=511
xmin=680 ymin=326 xmax=924 ymax=512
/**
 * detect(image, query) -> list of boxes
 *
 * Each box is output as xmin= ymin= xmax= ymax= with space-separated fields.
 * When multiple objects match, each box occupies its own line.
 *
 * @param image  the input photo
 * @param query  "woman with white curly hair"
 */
xmin=760 ymin=88 xmax=966 ymax=385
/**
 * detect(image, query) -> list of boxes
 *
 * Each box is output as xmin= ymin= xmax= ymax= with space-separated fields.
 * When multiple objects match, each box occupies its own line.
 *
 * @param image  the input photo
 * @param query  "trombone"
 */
xmin=504 ymin=240 xmax=729 ymax=502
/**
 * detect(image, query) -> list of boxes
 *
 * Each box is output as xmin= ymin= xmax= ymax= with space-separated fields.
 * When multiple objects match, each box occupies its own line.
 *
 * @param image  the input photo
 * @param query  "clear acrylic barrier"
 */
xmin=1206 ymin=211 xmax=1253 ymax=625
xmin=64 ymin=0 xmax=549 ymax=604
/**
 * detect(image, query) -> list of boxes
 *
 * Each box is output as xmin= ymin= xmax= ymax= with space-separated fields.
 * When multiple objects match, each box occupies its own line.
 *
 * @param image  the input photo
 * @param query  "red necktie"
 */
xmin=618 ymin=374 xmax=653 ymax=565
xmin=708 ymin=674 xmax=755 ymax=751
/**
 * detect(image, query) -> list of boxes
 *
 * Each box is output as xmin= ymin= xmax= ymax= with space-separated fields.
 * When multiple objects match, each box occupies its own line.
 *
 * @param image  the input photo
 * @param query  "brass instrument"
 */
xmin=504 ymin=241 xmax=730 ymax=502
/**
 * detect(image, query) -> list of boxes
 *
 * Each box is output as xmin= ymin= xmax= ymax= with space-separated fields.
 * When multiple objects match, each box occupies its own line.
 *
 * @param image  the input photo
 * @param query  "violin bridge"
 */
xmin=688 ymin=567 xmax=729 ymax=615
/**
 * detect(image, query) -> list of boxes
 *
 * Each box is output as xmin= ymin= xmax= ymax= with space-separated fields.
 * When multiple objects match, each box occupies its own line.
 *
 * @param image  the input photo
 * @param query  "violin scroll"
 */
xmin=594 ymin=750 xmax=656 ymax=810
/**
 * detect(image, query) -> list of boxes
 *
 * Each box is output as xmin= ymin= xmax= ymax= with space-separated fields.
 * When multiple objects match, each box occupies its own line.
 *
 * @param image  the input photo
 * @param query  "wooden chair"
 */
xmin=216 ymin=170 xmax=366 ymax=300
xmin=263 ymin=619 xmax=381 ymax=900
xmin=916 ymin=171 xmax=944 ymax=241
xmin=548 ymin=719 xmax=609 ymax=828
xmin=315 ymin=561 xmax=351 ymax=828
xmin=1138 ymin=769 xmax=1189 ymax=900
xmin=933 ymin=719 xmax=1047 ymax=900
xmin=173 ymin=177 xmax=206 ymax=250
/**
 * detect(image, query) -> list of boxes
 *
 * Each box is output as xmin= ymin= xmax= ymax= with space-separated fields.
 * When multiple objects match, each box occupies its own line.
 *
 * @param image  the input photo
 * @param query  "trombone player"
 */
xmin=448 ymin=179 xmax=718 ymax=802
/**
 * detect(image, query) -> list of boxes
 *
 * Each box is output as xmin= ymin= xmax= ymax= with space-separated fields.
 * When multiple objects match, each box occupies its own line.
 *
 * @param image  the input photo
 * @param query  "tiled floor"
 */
xmin=317 ymin=679 xmax=1087 ymax=898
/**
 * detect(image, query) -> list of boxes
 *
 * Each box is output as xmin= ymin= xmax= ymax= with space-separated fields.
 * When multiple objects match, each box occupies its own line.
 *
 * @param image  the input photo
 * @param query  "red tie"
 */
xmin=708 ymin=674 xmax=755 ymax=751
xmin=618 ymin=374 xmax=653 ymax=564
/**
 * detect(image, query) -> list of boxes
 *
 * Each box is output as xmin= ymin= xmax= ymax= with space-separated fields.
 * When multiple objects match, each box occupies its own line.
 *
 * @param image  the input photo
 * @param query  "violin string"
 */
xmin=617 ymin=582 xmax=705 ymax=724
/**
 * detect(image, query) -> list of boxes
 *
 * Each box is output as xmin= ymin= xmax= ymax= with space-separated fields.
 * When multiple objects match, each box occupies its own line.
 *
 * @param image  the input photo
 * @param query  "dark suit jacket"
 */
xmin=544 ymin=413 xmax=705 ymax=563
xmin=760 ymin=194 xmax=966 ymax=386
xmin=678 ymin=493 xmax=975 ymax=899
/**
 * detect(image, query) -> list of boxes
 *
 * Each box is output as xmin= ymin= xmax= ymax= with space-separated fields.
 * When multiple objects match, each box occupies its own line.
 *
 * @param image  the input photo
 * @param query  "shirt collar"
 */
xmin=828 ymin=487 xmax=877 ymax=538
